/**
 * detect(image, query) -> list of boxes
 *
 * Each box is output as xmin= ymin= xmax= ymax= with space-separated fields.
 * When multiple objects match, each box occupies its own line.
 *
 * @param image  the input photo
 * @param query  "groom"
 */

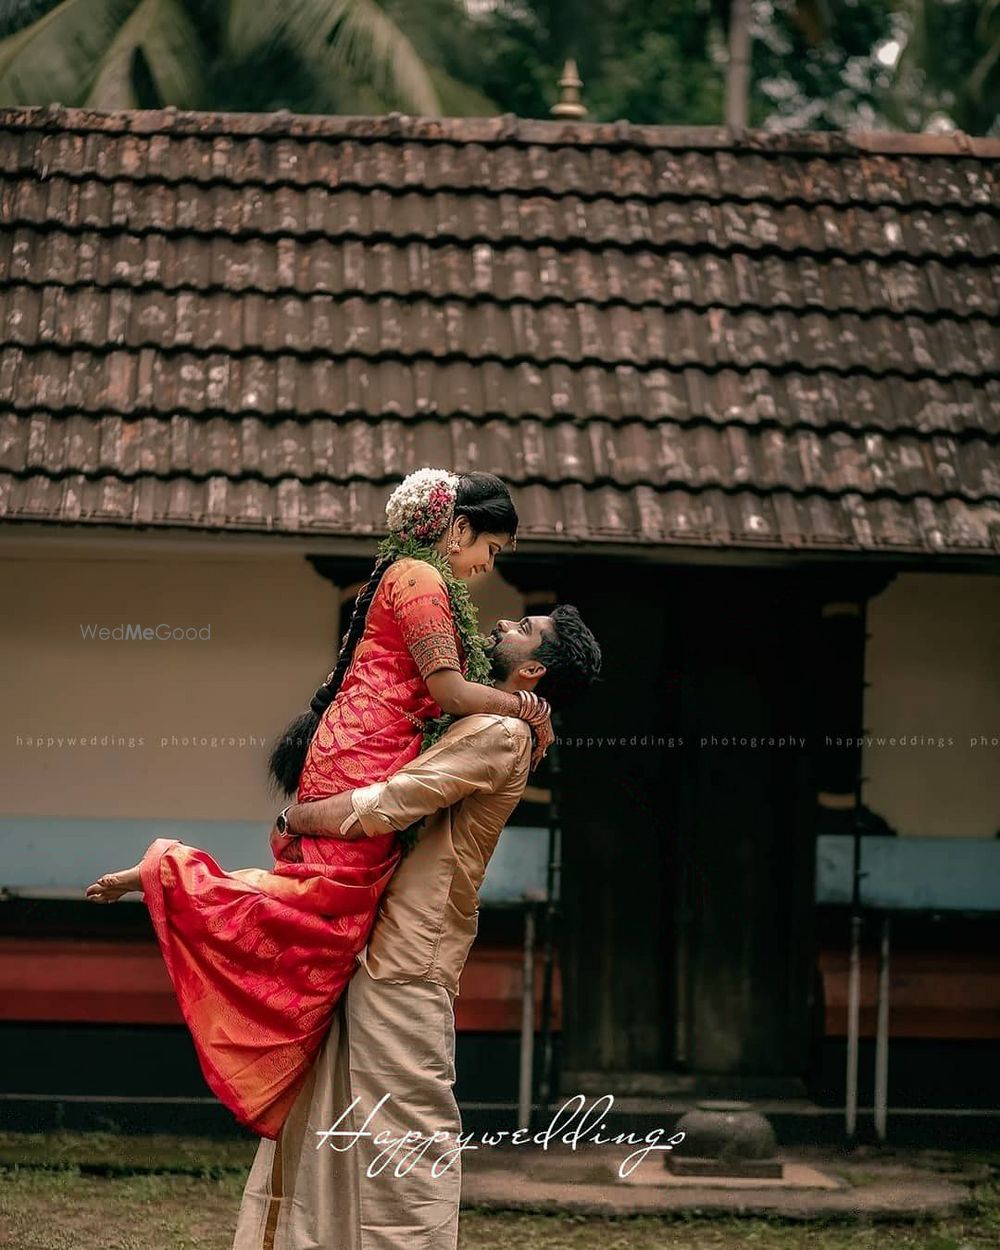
xmin=233 ymin=606 xmax=601 ymax=1250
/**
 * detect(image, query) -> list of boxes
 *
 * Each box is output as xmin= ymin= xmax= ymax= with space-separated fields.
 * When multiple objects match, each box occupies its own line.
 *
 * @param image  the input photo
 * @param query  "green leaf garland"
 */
xmin=374 ymin=533 xmax=496 ymax=854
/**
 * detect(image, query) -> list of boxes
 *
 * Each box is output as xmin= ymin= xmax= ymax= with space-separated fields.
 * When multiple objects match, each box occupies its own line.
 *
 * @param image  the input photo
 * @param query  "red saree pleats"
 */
xmin=136 ymin=556 xmax=462 ymax=1139
xmin=139 ymin=837 xmax=400 ymax=1139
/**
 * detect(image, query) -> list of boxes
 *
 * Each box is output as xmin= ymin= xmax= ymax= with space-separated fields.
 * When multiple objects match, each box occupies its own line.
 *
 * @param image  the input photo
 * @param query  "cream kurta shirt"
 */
xmin=346 ymin=713 xmax=532 ymax=996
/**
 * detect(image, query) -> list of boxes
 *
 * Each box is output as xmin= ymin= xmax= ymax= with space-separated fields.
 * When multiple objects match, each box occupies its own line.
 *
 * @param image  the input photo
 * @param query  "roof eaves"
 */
xmin=2 ymin=105 xmax=998 ymax=160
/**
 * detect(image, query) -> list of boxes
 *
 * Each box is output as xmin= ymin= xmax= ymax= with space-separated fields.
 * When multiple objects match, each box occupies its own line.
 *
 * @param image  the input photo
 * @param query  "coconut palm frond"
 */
xmin=882 ymin=0 xmax=930 ymax=129
xmin=85 ymin=0 xmax=205 ymax=108
xmin=967 ymin=35 xmax=1000 ymax=106
xmin=329 ymin=0 xmax=442 ymax=114
xmin=0 ymin=0 xmax=61 ymax=40
xmin=425 ymin=61 xmax=496 ymax=117
xmin=968 ymin=0 xmax=1000 ymax=104
xmin=0 ymin=0 xmax=134 ymax=105
xmin=888 ymin=0 xmax=1000 ymax=132
xmin=263 ymin=0 xmax=350 ymax=63
xmin=894 ymin=0 xmax=928 ymax=80
xmin=280 ymin=0 xmax=441 ymax=116
xmin=225 ymin=0 xmax=283 ymax=61
xmin=976 ymin=0 xmax=1000 ymax=36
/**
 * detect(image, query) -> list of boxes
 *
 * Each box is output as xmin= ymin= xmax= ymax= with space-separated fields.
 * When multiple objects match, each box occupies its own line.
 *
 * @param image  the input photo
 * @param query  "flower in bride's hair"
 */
xmin=385 ymin=468 xmax=459 ymax=542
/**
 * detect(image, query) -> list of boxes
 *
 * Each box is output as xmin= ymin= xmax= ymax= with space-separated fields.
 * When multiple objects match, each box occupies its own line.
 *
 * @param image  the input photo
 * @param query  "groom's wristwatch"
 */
xmin=275 ymin=804 xmax=295 ymax=836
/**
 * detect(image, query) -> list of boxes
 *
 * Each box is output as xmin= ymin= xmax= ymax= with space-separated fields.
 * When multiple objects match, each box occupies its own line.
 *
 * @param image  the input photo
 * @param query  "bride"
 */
xmin=84 ymin=469 xmax=553 ymax=1138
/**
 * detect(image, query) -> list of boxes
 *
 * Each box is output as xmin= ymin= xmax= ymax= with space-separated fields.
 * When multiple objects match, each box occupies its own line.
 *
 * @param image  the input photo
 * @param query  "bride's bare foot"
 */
xmin=85 ymin=864 xmax=142 ymax=903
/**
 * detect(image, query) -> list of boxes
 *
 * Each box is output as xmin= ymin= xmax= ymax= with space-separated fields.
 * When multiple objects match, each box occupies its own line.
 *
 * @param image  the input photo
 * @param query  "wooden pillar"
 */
xmin=809 ymin=569 xmax=898 ymax=838
xmin=674 ymin=567 xmax=819 ymax=1088
xmin=507 ymin=561 xmax=677 ymax=1083
xmin=674 ymin=565 xmax=897 ymax=1090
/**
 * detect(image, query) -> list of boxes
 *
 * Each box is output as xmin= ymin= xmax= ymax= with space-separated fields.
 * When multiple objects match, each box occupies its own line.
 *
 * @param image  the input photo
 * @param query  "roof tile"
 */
xmin=1 ymin=106 xmax=997 ymax=554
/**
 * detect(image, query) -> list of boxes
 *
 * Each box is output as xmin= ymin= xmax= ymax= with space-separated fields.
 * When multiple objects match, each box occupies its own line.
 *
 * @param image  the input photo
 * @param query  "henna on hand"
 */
xmin=530 ymin=714 xmax=554 ymax=771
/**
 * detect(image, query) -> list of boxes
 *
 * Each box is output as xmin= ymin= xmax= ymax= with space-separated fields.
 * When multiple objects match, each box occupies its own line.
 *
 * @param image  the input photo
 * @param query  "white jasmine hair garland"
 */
xmin=384 ymin=468 xmax=460 ymax=543
xmin=377 ymin=466 xmax=494 ymax=715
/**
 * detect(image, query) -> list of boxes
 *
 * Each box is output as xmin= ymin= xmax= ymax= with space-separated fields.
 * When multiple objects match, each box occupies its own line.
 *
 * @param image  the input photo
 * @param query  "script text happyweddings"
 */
xmin=315 ymin=1094 xmax=685 ymax=1180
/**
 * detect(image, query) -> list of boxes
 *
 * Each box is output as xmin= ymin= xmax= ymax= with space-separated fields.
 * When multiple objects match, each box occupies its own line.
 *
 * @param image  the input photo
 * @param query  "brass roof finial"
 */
xmin=550 ymin=58 xmax=587 ymax=120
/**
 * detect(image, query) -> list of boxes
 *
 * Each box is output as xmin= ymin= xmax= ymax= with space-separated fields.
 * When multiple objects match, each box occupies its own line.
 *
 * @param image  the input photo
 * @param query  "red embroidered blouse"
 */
xmin=296 ymin=557 xmax=465 ymax=802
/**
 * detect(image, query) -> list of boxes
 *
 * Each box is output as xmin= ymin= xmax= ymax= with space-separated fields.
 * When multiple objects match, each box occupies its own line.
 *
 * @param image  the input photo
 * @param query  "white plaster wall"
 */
xmin=0 ymin=542 xmax=523 ymax=824
xmin=862 ymin=572 xmax=1000 ymax=839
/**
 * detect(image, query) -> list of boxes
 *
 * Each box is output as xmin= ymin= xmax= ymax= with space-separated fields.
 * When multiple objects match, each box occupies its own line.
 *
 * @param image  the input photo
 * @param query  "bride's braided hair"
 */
xmin=267 ymin=471 xmax=517 ymax=797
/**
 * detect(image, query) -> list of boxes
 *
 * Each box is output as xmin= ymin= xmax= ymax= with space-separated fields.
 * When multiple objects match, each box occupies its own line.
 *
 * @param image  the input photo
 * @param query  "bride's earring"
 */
xmin=448 ymin=540 xmax=460 ymax=554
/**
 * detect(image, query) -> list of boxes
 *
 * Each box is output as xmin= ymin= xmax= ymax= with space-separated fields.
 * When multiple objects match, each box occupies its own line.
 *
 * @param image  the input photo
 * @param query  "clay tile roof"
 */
xmin=1 ymin=105 xmax=998 ymax=556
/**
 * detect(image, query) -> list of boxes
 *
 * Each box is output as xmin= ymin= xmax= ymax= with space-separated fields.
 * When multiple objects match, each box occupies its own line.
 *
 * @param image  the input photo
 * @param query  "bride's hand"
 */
xmin=530 ymin=713 xmax=554 ymax=771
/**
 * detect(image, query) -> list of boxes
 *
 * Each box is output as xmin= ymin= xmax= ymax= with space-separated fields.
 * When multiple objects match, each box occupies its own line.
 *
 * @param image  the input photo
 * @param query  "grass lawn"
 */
xmin=1 ymin=1136 xmax=998 ymax=1250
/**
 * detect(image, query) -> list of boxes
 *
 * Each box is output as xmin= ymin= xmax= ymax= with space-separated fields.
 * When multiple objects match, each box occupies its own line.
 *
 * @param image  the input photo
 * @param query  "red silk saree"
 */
xmin=139 ymin=557 xmax=464 ymax=1138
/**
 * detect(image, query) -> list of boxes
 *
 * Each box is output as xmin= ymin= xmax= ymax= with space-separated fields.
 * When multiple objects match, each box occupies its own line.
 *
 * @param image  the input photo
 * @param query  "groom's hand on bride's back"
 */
xmin=269 ymin=820 xmax=303 ymax=862
xmin=271 ymin=794 xmax=364 ymax=849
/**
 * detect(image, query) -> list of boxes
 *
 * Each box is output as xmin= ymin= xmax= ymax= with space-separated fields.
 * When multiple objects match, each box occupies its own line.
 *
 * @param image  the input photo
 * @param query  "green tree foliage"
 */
xmin=751 ymin=0 xmax=898 ymax=130
xmin=886 ymin=0 xmax=1000 ymax=134
xmin=0 ymin=0 xmax=995 ymax=133
xmin=472 ymin=0 xmax=727 ymax=123
xmin=0 ymin=0 xmax=477 ymax=114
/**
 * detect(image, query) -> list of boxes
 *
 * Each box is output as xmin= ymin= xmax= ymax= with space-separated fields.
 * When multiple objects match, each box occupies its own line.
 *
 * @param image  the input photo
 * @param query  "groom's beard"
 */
xmin=486 ymin=632 xmax=516 ymax=682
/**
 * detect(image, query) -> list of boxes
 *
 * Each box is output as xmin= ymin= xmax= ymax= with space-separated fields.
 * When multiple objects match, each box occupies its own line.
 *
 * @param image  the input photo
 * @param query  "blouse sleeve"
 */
xmin=387 ymin=560 xmax=462 ymax=680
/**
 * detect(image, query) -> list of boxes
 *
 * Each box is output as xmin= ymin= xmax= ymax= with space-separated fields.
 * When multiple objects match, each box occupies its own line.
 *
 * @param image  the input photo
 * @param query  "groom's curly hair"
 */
xmin=532 ymin=605 xmax=602 ymax=710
